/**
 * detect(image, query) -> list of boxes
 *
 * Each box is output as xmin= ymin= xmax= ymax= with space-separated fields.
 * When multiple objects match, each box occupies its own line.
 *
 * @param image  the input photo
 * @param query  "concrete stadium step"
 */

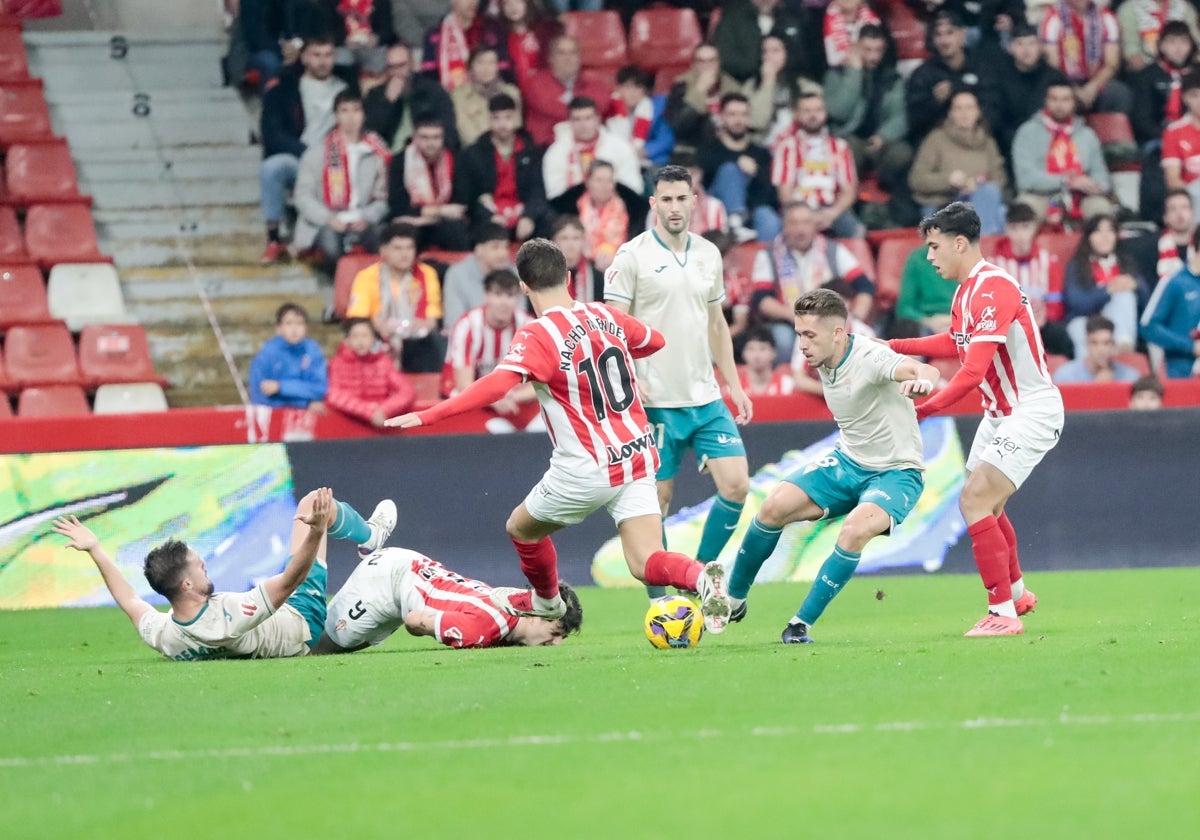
xmin=24 ymin=31 xmax=226 ymax=93
xmin=83 ymin=177 xmax=259 ymax=212
xmin=75 ymin=142 xmax=261 ymax=178
xmin=96 ymin=206 xmax=272 ymax=267
xmin=121 ymin=265 xmax=323 ymax=307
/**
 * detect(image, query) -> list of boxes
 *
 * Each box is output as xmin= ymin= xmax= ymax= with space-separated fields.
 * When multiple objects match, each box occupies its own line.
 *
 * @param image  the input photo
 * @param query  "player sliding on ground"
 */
xmin=889 ymin=202 xmax=1064 ymax=636
xmin=314 ymin=547 xmax=582 ymax=652
xmin=387 ymin=238 xmax=733 ymax=633
xmin=51 ymin=489 xmax=397 ymax=660
xmin=725 ymin=288 xmax=941 ymax=643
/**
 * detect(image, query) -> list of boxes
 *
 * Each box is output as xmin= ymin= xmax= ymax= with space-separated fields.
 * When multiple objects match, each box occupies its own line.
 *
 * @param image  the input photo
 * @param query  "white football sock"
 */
xmin=1011 ymin=577 xmax=1025 ymax=600
xmin=992 ymin=600 xmax=1017 ymax=619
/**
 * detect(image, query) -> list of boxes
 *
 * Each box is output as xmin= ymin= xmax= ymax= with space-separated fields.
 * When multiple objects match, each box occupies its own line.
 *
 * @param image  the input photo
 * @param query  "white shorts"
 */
xmin=523 ymin=469 xmax=661 ymax=527
xmin=323 ymin=548 xmax=426 ymax=651
xmin=966 ymin=398 xmax=1064 ymax=490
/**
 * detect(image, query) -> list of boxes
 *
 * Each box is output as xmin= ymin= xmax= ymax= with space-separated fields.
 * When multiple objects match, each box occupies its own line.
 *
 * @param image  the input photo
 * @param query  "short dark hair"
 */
xmin=473 ymin=222 xmax=510 ymax=248
xmin=858 ymin=23 xmax=886 ymax=41
xmin=413 ymin=116 xmax=445 ymax=133
xmin=144 ymin=540 xmax=191 ymax=599
xmin=1161 ymin=20 xmax=1194 ymax=43
xmin=342 ymin=317 xmax=376 ymax=337
xmin=333 ymin=88 xmax=362 ymax=109
xmin=382 ymin=221 xmax=419 ymax=246
xmin=652 ymin=164 xmax=693 ymax=190
xmin=302 ymin=34 xmax=335 ymax=51
xmin=567 ymin=95 xmax=598 ymax=113
xmin=551 ymin=214 xmax=585 ymax=238
xmin=488 ymin=92 xmax=518 ymax=113
xmin=719 ymin=91 xmax=750 ymax=110
xmin=615 ymin=65 xmax=652 ymax=90
xmin=702 ymin=229 xmax=735 ymax=255
xmin=484 ymin=268 xmax=520 ymax=293
xmin=1010 ymin=23 xmax=1037 ymax=40
xmin=1006 ymin=202 xmax=1038 ymax=226
xmin=275 ymin=302 xmax=308 ymax=324
xmin=1085 ymin=314 xmax=1116 ymax=335
xmin=586 ymin=159 xmax=615 ymax=178
xmin=557 ymin=582 xmax=583 ymax=638
xmin=515 ymin=237 xmax=568 ymax=291
xmin=667 ymin=151 xmax=699 ymax=169
xmin=1166 ymin=187 xmax=1192 ymax=206
xmin=919 ymin=201 xmax=981 ymax=242
xmin=742 ymin=324 xmax=776 ymax=348
xmin=1045 ymin=79 xmax=1075 ymax=98
xmin=821 ymin=277 xmax=856 ymax=301
xmin=1131 ymin=375 xmax=1164 ymax=398
xmin=794 ymin=287 xmax=849 ymax=320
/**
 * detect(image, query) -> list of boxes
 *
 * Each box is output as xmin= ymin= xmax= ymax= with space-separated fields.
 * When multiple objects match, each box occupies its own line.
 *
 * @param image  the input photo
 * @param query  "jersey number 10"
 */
xmin=577 ymin=347 xmax=635 ymax=422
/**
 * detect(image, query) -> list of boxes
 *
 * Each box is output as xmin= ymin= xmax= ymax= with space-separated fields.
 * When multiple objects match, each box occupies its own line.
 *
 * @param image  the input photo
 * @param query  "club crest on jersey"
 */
xmin=606 ymin=425 xmax=656 ymax=464
xmin=605 ymin=266 xmax=620 ymax=285
xmin=507 ymin=341 xmax=526 ymax=360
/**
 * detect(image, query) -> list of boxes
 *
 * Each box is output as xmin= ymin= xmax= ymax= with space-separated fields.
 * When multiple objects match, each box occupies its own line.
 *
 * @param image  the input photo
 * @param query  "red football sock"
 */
xmin=642 ymin=550 xmax=702 ymax=591
xmin=512 ymin=537 xmax=559 ymax=599
xmin=967 ymin=516 xmax=1012 ymax=606
xmin=996 ymin=511 xmax=1022 ymax=584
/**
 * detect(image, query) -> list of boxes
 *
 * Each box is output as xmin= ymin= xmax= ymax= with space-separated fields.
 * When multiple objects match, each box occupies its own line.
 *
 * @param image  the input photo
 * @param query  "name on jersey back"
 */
xmin=558 ymin=315 xmax=626 ymax=371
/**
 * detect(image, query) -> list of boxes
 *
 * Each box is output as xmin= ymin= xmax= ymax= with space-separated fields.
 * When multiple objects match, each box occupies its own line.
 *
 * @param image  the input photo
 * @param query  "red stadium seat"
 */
xmin=0 ymin=29 xmax=30 ymax=81
xmin=0 ymin=82 xmax=53 ymax=145
xmin=3 ymin=323 xmax=81 ymax=387
xmin=4 ymin=141 xmax=85 ymax=205
xmin=332 ymin=252 xmax=381 ymax=318
xmin=1115 ymin=351 xmax=1151 ymax=377
xmin=1045 ymin=353 xmax=1069 ymax=374
xmin=0 ymin=206 xmax=30 ymax=262
xmin=872 ymin=238 xmax=909 ymax=309
xmin=0 ymin=392 xmax=11 ymax=417
xmin=1086 ymin=112 xmax=1139 ymax=171
xmin=629 ymin=8 xmax=703 ymax=72
xmin=77 ymin=324 xmax=165 ymax=388
xmin=560 ymin=11 xmax=627 ymax=69
xmin=417 ymin=248 xmax=470 ymax=266
xmin=0 ymin=344 xmax=10 ymax=393
xmin=17 ymin=384 xmax=91 ymax=417
xmin=838 ymin=237 xmax=877 ymax=282
xmin=0 ymin=264 xmax=52 ymax=328
xmin=23 ymin=203 xmax=111 ymax=270
xmin=865 ymin=226 xmax=920 ymax=253
xmin=727 ymin=242 xmax=766 ymax=282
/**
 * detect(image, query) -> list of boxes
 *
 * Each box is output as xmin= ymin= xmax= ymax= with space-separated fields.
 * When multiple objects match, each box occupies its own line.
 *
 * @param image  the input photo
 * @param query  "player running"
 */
xmin=604 ymin=165 xmax=753 ymax=600
xmin=387 ymin=238 xmax=732 ymax=633
xmin=315 ymin=547 xmax=582 ymax=652
xmin=51 ymin=489 xmax=397 ymax=660
xmin=889 ymin=202 xmax=1064 ymax=636
xmin=725 ymin=288 xmax=941 ymax=643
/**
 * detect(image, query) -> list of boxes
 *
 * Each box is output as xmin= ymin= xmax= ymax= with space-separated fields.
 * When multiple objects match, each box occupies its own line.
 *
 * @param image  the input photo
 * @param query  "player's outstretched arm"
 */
xmin=708 ymin=301 xmax=753 ymax=424
xmin=51 ymin=516 xmax=156 ymax=629
xmin=889 ymin=331 xmax=958 ymax=359
xmin=385 ymin=368 xmax=525 ymax=428
xmin=262 ymin=487 xmax=337 ymax=609
xmin=912 ymin=340 xmax=999 ymax=420
xmin=893 ymin=358 xmax=941 ymax=400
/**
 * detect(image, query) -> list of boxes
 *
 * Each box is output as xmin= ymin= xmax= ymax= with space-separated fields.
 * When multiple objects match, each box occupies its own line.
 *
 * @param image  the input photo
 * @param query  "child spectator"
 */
xmin=248 ymin=302 xmax=328 ymax=409
xmin=552 ymin=215 xmax=601 ymax=303
xmin=606 ymin=65 xmax=675 ymax=170
xmin=1053 ymin=315 xmax=1142 ymax=383
xmin=1129 ymin=375 xmax=1165 ymax=409
xmin=327 ymin=318 xmax=416 ymax=427
xmin=734 ymin=326 xmax=797 ymax=396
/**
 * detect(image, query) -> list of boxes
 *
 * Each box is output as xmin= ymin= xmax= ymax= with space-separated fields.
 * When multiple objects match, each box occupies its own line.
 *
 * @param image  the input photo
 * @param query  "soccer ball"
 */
xmin=644 ymin=595 xmax=704 ymax=649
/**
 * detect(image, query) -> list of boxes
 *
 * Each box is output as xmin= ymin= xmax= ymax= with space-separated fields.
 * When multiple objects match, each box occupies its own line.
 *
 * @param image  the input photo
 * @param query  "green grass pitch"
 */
xmin=2 ymin=568 xmax=1198 ymax=840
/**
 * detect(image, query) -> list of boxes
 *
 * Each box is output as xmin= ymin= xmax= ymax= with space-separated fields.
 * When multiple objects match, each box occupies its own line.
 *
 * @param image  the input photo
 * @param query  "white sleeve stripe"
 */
xmin=495 ymin=363 xmax=530 ymax=377
xmin=256 ymin=583 xmax=276 ymax=616
xmin=972 ymin=335 xmax=1007 ymax=343
xmin=604 ymin=292 xmax=633 ymax=301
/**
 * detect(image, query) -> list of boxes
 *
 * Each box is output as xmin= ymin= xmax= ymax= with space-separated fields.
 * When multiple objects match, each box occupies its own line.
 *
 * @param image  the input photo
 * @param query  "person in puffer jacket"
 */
xmin=326 ymin=318 xmax=416 ymax=427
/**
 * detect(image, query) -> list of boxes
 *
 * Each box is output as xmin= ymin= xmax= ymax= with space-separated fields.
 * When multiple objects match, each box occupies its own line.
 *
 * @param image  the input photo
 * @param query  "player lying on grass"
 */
xmin=386 ymin=237 xmax=733 ymax=633
xmin=314 ymin=547 xmax=583 ymax=652
xmin=51 ymin=489 xmax=397 ymax=660
xmin=726 ymin=288 xmax=940 ymax=644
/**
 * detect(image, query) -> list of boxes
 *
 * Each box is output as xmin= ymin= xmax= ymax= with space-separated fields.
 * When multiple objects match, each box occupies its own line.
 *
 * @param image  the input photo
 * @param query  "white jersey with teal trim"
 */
xmin=818 ymin=335 xmax=924 ymax=472
xmin=604 ymin=229 xmax=725 ymax=408
xmin=138 ymin=583 xmax=311 ymax=661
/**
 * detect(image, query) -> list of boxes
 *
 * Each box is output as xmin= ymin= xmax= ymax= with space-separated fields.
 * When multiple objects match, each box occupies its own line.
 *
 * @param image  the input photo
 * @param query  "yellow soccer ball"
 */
xmin=644 ymin=595 xmax=704 ymax=649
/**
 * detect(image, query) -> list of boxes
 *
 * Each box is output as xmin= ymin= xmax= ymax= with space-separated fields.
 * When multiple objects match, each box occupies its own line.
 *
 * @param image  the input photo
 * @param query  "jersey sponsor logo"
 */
xmin=863 ymin=488 xmax=893 ymax=503
xmin=507 ymin=341 xmax=526 ymax=360
xmin=606 ymin=425 xmax=657 ymax=464
xmin=715 ymin=433 xmax=739 ymax=445
xmin=990 ymin=434 xmax=1022 ymax=457
xmin=953 ymin=331 xmax=972 ymax=347
xmin=654 ymin=265 xmax=668 ymax=273
xmin=240 ymin=602 xmax=258 ymax=617
xmin=443 ymin=625 xmax=463 ymax=643
xmin=977 ymin=305 xmax=997 ymax=331
xmin=980 ymin=291 xmax=995 ymax=299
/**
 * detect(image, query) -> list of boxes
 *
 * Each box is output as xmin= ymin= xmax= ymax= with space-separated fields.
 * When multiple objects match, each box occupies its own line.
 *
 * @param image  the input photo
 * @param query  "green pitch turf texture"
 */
xmin=2 ymin=568 xmax=1198 ymax=840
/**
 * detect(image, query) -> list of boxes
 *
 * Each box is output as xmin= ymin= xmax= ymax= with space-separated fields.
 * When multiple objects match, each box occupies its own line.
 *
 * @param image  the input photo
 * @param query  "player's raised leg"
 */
xmin=960 ymin=463 xmax=1024 ymax=636
xmin=310 ymin=490 xmax=398 ymax=558
xmin=494 ymin=502 xmax=568 ymax=619
xmin=997 ymin=510 xmax=1037 ymax=615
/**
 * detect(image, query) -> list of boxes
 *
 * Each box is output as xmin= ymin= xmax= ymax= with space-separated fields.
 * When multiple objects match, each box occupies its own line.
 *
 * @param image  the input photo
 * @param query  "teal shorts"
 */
xmin=785 ymin=449 xmax=924 ymax=528
xmin=285 ymin=560 xmax=329 ymax=649
xmin=647 ymin=401 xmax=746 ymax=481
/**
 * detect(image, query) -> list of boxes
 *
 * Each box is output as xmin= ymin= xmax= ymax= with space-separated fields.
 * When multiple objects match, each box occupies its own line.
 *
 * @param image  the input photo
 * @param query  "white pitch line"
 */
xmin=2 ymin=711 xmax=1198 ymax=770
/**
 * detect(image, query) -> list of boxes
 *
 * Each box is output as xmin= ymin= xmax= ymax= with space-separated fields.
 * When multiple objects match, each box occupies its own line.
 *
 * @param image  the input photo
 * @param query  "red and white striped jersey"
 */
xmin=403 ymin=554 xmax=520 ymax=649
xmin=951 ymin=260 xmax=1060 ymax=417
xmin=770 ymin=131 xmax=857 ymax=208
xmin=497 ymin=301 xmax=661 ymax=487
xmin=1158 ymin=231 xmax=1187 ymax=283
xmin=986 ymin=239 xmax=1065 ymax=322
xmin=445 ymin=305 xmax=533 ymax=391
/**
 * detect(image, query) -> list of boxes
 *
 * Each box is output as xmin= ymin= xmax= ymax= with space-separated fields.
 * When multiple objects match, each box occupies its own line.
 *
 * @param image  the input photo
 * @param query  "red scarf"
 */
xmin=492 ymin=137 xmax=526 ymax=226
xmin=823 ymin=3 xmax=880 ymax=67
xmin=322 ymin=130 xmax=392 ymax=211
xmin=338 ymin=0 xmax=374 ymax=41
xmin=1042 ymin=110 xmax=1083 ymax=216
xmin=571 ymin=257 xmax=593 ymax=302
xmin=1161 ymin=59 xmax=1184 ymax=122
xmin=577 ymin=193 xmax=629 ymax=265
xmin=438 ymin=12 xmax=471 ymax=90
xmin=1056 ymin=1 xmax=1106 ymax=82
xmin=403 ymin=143 xmax=453 ymax=206
xmin=566 ymin=139 xmax=598 ymax=189
xmin=1091 ymin=254 xmax=1121 ymax=286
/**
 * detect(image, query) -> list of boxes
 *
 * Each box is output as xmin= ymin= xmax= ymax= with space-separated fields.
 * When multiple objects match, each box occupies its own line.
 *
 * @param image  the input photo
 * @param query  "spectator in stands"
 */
xmin=1131 ymin=22 xmax=1196 ymax=223
xmin=575 ymin=160 xmax=629 ymax=273
xmin=982 ymin=23 xmax=1068 ymax=161
xmin=606 ymin=65 xmax=674 ymax=170
xmin=1162 ymin=68 xmax=1200 ymax=211
xmin=714 ymin=0 xmax=811 ymax=84
xmin=742 ymin=35 xmax=801 ymax=148
xmin=1064 ymin=214 xmax=1149 ymax=357
xmin=552 ymin=215 xmax=602 ymax=303
xmin=420 ymin=0 xmax=509 ymax=93
xmin=346 ymin=222 xmax=444 ymax=373
xmin=825 ymin=25 xmax=911 ymax=210
xmin=664 ymin=43 xmax=743 ymax=154
xmin=498 ymin=0 xmax=562 ymax=92
xmin=894 ymin=245 xmax=955 ymax=336
xmin=444 ymin=268 xmax=533 ymax=400
xmin=1129 ymin=375 xmax=1165 ymax=408
xmin=1118 ymin=0 xmax=1200 ymax=74
xmin=239 ymin=0 xmax=307 ymax=90
xmin=1158 ymin=188 xmax=1195 ymax=283
xmin=522 ymin=35 xmax=612 ymax=146
xmin=1012 ymin=81 xmax=1114 ymax=223
xmin=771 ymin=89 xmax=864 ymax=239
xmin=985 ymin=201 xmax=1072 ymax=357
xmin=293 ymin=89 xmax=390 ymax=269
xmin=326 ymin=318 xmax=416 ymax=427
xmin=259 ymin=35 xmax=347 ymax=265
xmin=751 ymin=201 xmax=875 ymax=362
xmin=909 ymin=89 xmax=1007 ymax=234
xmin=1141 ymin=226 xmax=1200 ymax=378
xmin=451 ymin=45 xmax=523 ymax=148
xmin=303 ymin=0 xmax=397 ymax=78
xmin=906 ymin=12 xmax=987 ymax=144
xmin=734 ymin=325 xmax=796 ymax=396
xmin=388 ymin=118 xmax=470 ymax=252
xmin=704 ymin=229 xmax=753 ymax=348
xmin=698 ymin=92 xmax=781 ymax=244
xmin=249 ymin=302 xmax=328 ymax=409
xmin=363 ymin=43 xmax=459 ymax=154
xmin=1038 ymin=0 xmax=1131 ymax=113
xmin=454 ymin=94 xmax=546 ymax=242
xmin=442 ymin=222 xmax=514 ymax=329
xmin=542 ymin=96 xmax=642 ymax=202
xmin=822 ymin=0 xmax=880 ymax=70
xmin=1053 ymin=314 xmax=1142 ymax=383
